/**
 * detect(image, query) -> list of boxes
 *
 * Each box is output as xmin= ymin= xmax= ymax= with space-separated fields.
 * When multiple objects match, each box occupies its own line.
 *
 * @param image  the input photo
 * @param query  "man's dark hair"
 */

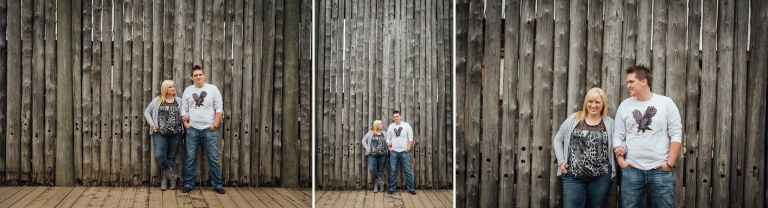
xmin=392 ymin=110 xmax=401 ymax=116
xmin=191 ymin=65 xmax=204 ymax=76
xmin=626 ymin=65 xmax=652 ymax=87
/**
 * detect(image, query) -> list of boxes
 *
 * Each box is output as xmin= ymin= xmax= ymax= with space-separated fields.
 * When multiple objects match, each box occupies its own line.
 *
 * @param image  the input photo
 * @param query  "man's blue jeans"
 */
xmin=620 ymin=167 xmax=674 ymax=208
xmin=367 ymin=154 xmax=387 ymax=184
xmin=388 ymin=151 xmax=415 ymax=192
xmin=562 ymin=173 xmax=611 ymax=208
xmin=183 ymin=128 xmax=223 ymax=189
xmin=152 ymin=133 xmax=182 ymax=171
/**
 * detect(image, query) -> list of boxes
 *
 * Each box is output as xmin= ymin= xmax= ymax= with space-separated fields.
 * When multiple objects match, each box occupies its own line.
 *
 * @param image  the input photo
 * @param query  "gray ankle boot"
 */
xmin=168 ymin=166 xmax=177 ymax=190
xmin=160 ymin=169 xmax=168 ymax=191
xmin=373 ymin=179 xmax=379 ymax=193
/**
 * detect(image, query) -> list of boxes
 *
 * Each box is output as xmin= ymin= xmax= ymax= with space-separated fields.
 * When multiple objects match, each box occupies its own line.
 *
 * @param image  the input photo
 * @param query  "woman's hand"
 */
xmin=151 ymin=125 xmax=158 ymax=133
xmin=617 ymin=156 xmax=631 ymax=169
xmin=559 ymin=164 xmax=568 ymax=174
xmin=183 ymin=122 xmax=191 ymax=129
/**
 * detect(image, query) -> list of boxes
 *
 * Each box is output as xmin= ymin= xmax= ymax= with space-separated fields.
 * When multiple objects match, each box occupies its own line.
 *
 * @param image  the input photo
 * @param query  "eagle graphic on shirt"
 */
xmin=394 ymin=127 xmax=403 ymax=137
xmin=192 ymin=91 xmax=207 ymax=108
xmin=632 ymin=106 xmax=657 ymax=133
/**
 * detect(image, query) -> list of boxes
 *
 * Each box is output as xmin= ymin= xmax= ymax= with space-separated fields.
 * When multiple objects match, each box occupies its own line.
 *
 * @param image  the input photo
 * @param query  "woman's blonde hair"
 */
xmin=576 ymin=87 xmax=608 ymax=120
xmin=370 ymin=120 xmax=383 ymax=132
xmin=157 ymin=80 xmax=176 ymax=100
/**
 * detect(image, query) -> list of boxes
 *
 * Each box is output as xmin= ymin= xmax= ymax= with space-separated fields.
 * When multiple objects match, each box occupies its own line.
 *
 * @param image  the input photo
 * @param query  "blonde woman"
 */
xmin=144 ymin=80 xmax=184 ymax=191
xmin=553 ymin=88 xmax=616 ymax=208
xmin=362 ymin=120 xmax=390 ymax=193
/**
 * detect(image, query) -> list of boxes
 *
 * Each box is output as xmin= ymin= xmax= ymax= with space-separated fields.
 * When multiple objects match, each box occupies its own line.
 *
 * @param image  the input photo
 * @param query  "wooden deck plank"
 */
xmin=162 ymin=188 xmax=179 ymax=208
xmin=339 ymin=190 xmax=356 ymax=208
xmin=175 ymin=189 xmax=194 ymax=208
xmin=147 ymin=187 xmax=163 ymax=208
xmin=427 ymin=190 xmax=450 ymax=208
xmin=364 ymin=191 xmax=375 ymax=208
xmin=235 ymin=187 xmax=267 ymax=207
xmin=38 ymin=187 xmax=75 ymax=208
xmin=316 ymin=191 xmax=337 ymax=208
xmin=212 ymin=188 xmax=237 ymax=208
xmin=68 ymin=187 xmax=98 ymax=207
xmin=103 ymin=187 xmax=125 ymax=207
xmin=275 ymin=188 xmax=310 ymax=207
xmin=287 ymin=188 xmax=312 ymax=206
xmin=51 ymin=187 xmax=87 ymax=208
xmin=353 ymin=190 xmax=366 ymax=208
xmin=187 ymin=187 xmax=207 ymax=208
xmin=263 ymin=188 xmax=297 ymax=208
xmin=403 ymin=191 xmax=427 ymax=208
xmin=24 ymin=186 xmax=58 ymax=208
xmin=200 ymin=188 xmax=223 ymax=207
xmin=373 ymin=192 xmax=384 ymax=208
xmin=250 ymin=188 xmax=282 ymax=207
xmin=117 ymin=187 xmax=137 ymax=208
xmin=133 ymin=187 xmax=152 ymax=208
xmin=87 ymin=187 xmax=111 ymax=207
xmin=0 ymin=186 xmax=36 ymax=207
xmin=0 ymin=187 xmax=15 ymax=196
xmin=10 ymin=186 xmax=49 ymax=207
xmin=227 ymin=187 xmax=255 ymax=208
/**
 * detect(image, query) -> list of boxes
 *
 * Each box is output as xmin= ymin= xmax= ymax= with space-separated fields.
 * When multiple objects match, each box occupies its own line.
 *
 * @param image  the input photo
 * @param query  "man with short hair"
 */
xmin=180 ymin=65 xmax=225 ymax=194
xmin=387 ymin=110 xmax=416 ymax=195
xmin=613 ymin=65 xmax=682 ymax=208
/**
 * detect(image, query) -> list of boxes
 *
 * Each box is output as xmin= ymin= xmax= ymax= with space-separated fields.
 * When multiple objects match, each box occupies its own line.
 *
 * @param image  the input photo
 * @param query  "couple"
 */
xmin=553 ymin=65 xmax=682 ymax=208
xmin=361 ymin=111 xmax=417 ymax=195
xmin=143 ymin=65 xmax=226 ymax=194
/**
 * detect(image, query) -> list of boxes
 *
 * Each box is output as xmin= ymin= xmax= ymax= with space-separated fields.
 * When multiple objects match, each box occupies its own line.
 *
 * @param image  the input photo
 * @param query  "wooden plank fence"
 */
xmin=456 ymin=0 xmax=768 ymax=207
xmin=315 ymin=0 xmax=453 ymax=189
xmin=1 ymin=0 xmax=311 ymax=188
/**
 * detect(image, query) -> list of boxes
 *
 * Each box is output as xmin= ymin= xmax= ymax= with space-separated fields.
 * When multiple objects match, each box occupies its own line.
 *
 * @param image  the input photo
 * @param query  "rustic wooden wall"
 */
xmin=1 ymin=0 xmax=311 ymax=188
xmin=456 ymin=0 xmax=768 ymax=207
xmin=315 ymin=0 xmax=453 ymax=189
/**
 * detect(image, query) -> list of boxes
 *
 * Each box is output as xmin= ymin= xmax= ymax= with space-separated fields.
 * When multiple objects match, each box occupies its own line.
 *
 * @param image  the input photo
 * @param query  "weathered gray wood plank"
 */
xmin=480 ymin=0 xmax=499 ymax=204
xmin=463 ymin=0 xmax=482 ymax=205
xmin=515 ymin=0 xmax=535 ymax=206
xmin=635 ymin=0 xmax=652 ymax=66
xmin=567 ymin=0 xmax=587 ymax=115
xmin=31 ymin=0 xmax=45 ymax=184
xmin=272 ymin=0 xmax=285 ymax=185
xmin=499 ymin=0 xmax=520 ymax=205
xmin=100 ymin=0 xmax=113 ymax=185
xmin=72 ymin=0 xmax=83 ymax=183
xmin=43 ymin=0 xmax=57 ymax=185
xmin=652 ymin=0 xmax=668 ymax=94
xmin=684 ymin=0 xmax=702 ymax=207
xmin=697 ymin=0 xmax=718 ymax=206
xmin=666 ymin=0 xmax=687 ymax=206
xmin=550 ymin=0 xmax=568 ymax=206
xmin=585 ymin=0 xmax=603 ymax=89
xmin=251 ymin=0 xmax=264 ymax=186
xmin=713 ymin=0 xmax=734 ymax=207
xmin=241 ymin=0 xmax=254 ymax=185
xmin=745 ymin=1 xmax=767 ymax=207
xmin=5 ymin=0 xmax=20 ymax=184
xmin=729 ymin=0 xmax=749 ymax=207
xmin=20 ymin=0 xmax=32 ymax=184
xmin=260 ymin=0 xmax=276 ymax=186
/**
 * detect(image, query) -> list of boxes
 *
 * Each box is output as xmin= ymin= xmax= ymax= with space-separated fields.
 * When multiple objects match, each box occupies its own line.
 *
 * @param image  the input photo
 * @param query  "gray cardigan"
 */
xmin=553 ymin=113 xmax=616 ymax=178
xmin=143 ymin=96 xmax=183 ymax=135
xmin=361 ymin=130 xmax=391 ymax=155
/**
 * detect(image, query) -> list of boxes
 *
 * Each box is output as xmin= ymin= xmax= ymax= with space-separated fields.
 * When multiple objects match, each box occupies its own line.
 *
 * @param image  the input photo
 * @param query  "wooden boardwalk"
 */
xmin=316 ymin=189 xmax=453 ymax=208
xmin=0 ymin=186 xmax=310 ymax=208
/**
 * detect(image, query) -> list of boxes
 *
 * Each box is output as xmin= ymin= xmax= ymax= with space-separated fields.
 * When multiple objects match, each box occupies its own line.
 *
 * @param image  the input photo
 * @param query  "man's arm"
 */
xmin=666 ymin=99 xmax=684 ymax=167
xmin=406 ymin=124 xmax=414 ymax=151
xmin=212 ymin=87 xmax=224 ymax=129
